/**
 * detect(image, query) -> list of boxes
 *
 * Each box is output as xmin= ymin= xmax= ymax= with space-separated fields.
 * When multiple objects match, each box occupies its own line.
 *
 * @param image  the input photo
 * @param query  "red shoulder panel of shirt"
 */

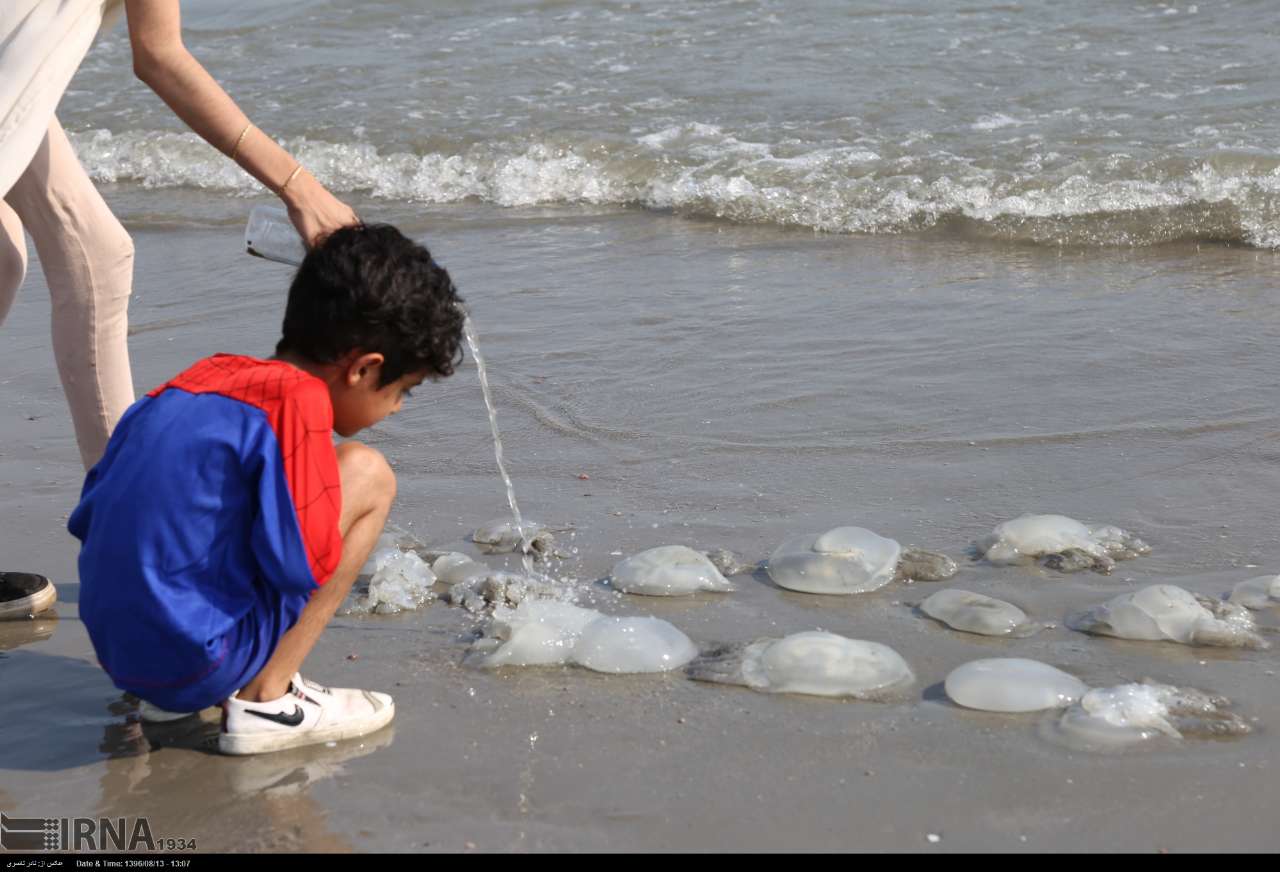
xmin=148 ymin=354 xmax=343 ymax=586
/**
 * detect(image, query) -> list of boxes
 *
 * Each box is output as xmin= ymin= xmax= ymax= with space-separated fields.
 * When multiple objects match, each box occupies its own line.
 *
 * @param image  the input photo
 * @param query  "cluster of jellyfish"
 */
xmin=346 ymin=513 xmax=1277 ymax=753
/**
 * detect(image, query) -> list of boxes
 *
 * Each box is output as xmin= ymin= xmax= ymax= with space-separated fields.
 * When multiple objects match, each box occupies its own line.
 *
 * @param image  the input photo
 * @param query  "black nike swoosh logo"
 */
xmin=245 ymin=705 xmax=305 ymax=727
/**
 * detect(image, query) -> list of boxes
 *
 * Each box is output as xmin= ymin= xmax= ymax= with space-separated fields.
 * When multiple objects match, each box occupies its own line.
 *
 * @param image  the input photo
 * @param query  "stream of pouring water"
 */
xmin=241 ymin=218 xmax=537 ymax=575
xmin=462 ymin=315 xmax=536 ymax=575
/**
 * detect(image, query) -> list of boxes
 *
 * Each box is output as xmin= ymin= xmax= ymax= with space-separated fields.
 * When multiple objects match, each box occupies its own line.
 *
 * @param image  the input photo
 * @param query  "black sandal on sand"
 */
xmin=0 ymin=572 xmax=57 ymax=620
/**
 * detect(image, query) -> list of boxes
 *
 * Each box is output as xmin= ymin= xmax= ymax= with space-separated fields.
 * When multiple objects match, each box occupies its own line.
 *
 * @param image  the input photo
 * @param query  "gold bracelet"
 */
xmin=229 ymin=123 xmax=253 ymax=162
xmin=279 ymin=164 xmax=305 ymax=193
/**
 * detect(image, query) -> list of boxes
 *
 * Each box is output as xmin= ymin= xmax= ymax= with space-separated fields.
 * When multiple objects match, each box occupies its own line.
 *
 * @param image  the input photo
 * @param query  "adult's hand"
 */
xmin=279 ymin=169 xmax=360 ymax=247
xmin=125 ymin=0 xmax=360 ymax=247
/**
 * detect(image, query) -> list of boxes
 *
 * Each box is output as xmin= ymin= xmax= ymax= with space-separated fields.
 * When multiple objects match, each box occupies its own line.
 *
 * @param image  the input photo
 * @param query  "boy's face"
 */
xmin=331 ymin=354 xmax=429 ymax=437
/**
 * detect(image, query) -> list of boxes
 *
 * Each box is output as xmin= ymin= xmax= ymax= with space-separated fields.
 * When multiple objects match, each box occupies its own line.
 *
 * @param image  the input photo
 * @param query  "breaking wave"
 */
xmin=73 ymin=125 xmax=1280 ymax=249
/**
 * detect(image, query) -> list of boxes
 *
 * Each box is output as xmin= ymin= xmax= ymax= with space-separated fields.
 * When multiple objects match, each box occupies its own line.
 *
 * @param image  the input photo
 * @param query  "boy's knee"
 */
xmin=337 ymin=441 xmax=396 ymax=504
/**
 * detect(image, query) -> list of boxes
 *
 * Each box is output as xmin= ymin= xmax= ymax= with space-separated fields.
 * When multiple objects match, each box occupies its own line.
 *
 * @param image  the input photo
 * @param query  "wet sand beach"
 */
xmin=3 ymin=211 xmax=1280 ymax=851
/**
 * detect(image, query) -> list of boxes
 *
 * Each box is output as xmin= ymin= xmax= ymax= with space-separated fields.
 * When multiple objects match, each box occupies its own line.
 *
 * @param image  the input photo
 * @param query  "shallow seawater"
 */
xmin=5 ymin=210 xmax=1280 ymax=850
xmin=338 ymin=211 xmax=1280 ymax=721
xmin=334 ymin=207 xmax=1278 ymax=772
xmin=64 ymin=1 xmax=1280 ymax=248
xmin=6 ymin=0 xmax=1280 ymax=850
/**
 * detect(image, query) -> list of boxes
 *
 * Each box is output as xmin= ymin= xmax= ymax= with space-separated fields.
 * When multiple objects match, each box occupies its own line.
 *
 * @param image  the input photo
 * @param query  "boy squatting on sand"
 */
xmin=69 ymin=224 xmax=465 ymax=755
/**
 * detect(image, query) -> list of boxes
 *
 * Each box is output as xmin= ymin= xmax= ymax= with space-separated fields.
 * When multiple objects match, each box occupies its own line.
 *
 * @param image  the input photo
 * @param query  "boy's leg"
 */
xmin=239 ymin=441 xmax=396 ymax=702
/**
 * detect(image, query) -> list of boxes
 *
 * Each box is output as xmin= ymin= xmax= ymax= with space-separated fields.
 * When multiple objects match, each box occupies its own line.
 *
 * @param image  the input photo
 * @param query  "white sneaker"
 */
xmin=218 ymin=673 xmax=395 ymax=756
xmin=138 ymin=700 xmax=197 ymax=723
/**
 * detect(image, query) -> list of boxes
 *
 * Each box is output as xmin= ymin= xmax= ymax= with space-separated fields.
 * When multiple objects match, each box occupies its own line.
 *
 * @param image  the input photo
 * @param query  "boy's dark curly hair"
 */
xmin=276 ymin=223 xmax=465 ymax=385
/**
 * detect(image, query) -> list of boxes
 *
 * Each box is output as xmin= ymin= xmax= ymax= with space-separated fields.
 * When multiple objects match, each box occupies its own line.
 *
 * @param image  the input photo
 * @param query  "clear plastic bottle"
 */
xmin=244 ymin=205 xmax=306 ymax=266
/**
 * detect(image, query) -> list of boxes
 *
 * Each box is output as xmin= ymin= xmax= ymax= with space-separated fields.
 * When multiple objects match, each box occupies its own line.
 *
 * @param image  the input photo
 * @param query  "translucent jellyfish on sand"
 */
xmin=1067 ymin=584 xmax=1269 ymax=649
xmin=945 ymin=659 xmax=1254 ymax=750
xmin=430 ymin=553 xmax=496 ymax=613
xmin=440 ymin=570 xmax=564 ymax=613
xmin=686 ymin=631 xmax=914 ymax=699
xmin=919 ymin=589 xmax=1046 ymax=638
xmin=609 ymin=546 xmax=735 ymax=596
xmin=1227 ymin=574 xmax=1280 ymax=609
xmin=573 ymin=617 xmax=700 ymax=673
xmin=467 ymin=600 xmax=697 ymax=674
xmin=766 ymin=526 xmax=957 ymax=595
xmin=358 ymin=534 xmax=401 ymax=574
xmin=1043 ymin=681 xmax=1252 ymax=752
xmin=944 ymin=658 xmax=1088 ymax=712
xmin=975 ymin=514 xmax=1150 ymax=574
xmin=471 ymin=519 xmax=556 ymax=559
xmin=431 ymin=552 xmax=489 ymax=586
xmin=344 ymin=549 xmax=436 ymax=615
xmin=467 ymin=600 xmax=602 ymax=667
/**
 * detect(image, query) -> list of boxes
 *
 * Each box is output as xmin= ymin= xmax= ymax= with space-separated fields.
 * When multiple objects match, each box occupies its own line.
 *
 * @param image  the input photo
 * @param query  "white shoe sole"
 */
xmin=0 ymin=580 xmax=56 ymax=620
xmin=218 ymin=699 xmax=395 ymax=756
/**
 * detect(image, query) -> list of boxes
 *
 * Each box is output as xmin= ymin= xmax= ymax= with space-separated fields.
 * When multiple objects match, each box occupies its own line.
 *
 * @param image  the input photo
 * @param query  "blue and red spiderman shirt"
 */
xmin=69 ymin=354 xmax=343 ymax=708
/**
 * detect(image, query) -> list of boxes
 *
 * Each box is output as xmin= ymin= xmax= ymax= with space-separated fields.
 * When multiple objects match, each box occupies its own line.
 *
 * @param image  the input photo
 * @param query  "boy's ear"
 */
xmin=345 ymin=351 xmax=386 ymax=386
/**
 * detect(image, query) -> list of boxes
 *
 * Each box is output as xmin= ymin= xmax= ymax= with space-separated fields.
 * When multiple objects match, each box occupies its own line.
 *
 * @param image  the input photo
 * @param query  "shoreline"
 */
xmin=2 ymin=217 xmax=1279 ymax=852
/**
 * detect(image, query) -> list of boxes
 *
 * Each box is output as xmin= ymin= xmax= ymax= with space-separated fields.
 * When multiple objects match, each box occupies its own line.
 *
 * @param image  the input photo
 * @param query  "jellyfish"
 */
xmin=767 ymin=526 xmax=956 ymax=595
xmin=687 ymin=631 xmax=914 ymax=699
xmin=944 ymin=658 xmax=1088 ymax=713
xmin=609 ymin=545 xmax=735 ymax=596
xmin=919 ymin=589 xmax=1046 ymax=637
xmin=1068 ymin=584 xmax=1268 ymax=649
xmin=976 ymin=514 xmax=1149 ymax=574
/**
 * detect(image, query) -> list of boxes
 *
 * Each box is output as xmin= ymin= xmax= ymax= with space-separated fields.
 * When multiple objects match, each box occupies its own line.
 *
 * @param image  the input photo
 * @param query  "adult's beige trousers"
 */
xmin=1 ymin=117 xmax=134 ymax=469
